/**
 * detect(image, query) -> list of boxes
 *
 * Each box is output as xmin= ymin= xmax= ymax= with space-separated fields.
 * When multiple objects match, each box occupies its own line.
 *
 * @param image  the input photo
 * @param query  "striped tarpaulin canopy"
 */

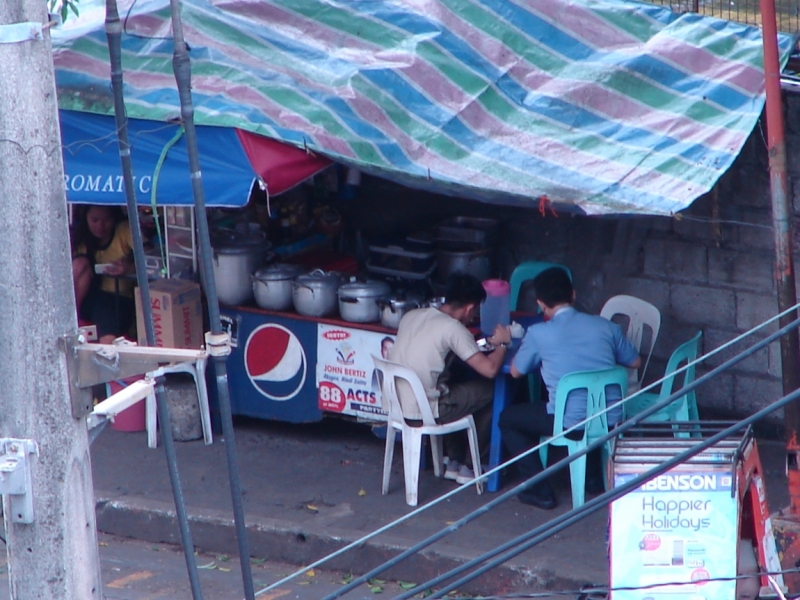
xmin=52 ymin=0 xmax=795 ymax=215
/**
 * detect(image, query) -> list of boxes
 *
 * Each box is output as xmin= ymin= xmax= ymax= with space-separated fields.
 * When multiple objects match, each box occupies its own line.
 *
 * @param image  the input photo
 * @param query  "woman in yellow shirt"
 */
xmin=71 ymin=205 xmax=135 ymax=340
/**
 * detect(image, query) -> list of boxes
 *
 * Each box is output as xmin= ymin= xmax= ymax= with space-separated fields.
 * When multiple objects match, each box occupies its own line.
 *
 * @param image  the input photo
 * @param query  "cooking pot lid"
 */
xmin=295 ymin=270 xmax=342 ymax=286
xmin=212 ymin=229 xmax=271 ymax=253
xmin=253 ymin=263 xmax=303 ymax=281
xmin=338 ymin=280 xmax=391 ymax=297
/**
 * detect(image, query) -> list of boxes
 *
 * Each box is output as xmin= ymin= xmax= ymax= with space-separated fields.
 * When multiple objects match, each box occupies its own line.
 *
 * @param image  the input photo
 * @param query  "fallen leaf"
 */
xmin=219 ymin=567 xmax=231 ymax=572
xmin=217 ymin=554 xmax=230 ymax=562
xmin=306 ymin=504 xmax=319 ymax=511
xmin=306 ymin=569 xmax=315 ymax=577
xmin=398 ymin=581 xmax=416 ymax=589
xmin=370 ymin=585 xmax=383 ymax=593
xmin=358 ymin=489 xmax=366 ymax=496
xmin=99 ymin=542 xmax=108 ymax=547
xmin=198 ymin=561 xmax=216 ymax=570
xmin=340 ymin=574 xmax=354 ymax=584
xmin=250 ymin=557 xmax=267 ymax=564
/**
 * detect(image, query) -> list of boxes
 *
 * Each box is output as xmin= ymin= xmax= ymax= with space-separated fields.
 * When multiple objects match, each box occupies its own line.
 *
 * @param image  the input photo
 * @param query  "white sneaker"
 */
xmin=455 ymin=464 xmax=475 ymax=485
xmin=444 ymin=460 xmax=461 ymax=480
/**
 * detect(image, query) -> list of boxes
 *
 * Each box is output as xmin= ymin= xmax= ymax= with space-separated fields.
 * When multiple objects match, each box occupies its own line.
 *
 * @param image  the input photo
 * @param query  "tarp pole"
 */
xmin=761 ymin=0 xmax=800 ymax=512
xmin=167 ymin=1 xmax=255 ymax=598
xmin=103 ymin=1 xmax=206 ymax=598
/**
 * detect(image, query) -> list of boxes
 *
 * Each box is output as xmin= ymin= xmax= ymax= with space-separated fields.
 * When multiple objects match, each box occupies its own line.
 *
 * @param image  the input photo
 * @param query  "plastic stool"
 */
xmin=145 ymin=357 xmax=212 ymax=448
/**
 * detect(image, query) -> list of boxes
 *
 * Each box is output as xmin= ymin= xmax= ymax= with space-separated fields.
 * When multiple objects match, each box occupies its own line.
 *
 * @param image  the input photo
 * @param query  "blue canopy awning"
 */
xmin=60 ymin=110 xmax=256 ymax=206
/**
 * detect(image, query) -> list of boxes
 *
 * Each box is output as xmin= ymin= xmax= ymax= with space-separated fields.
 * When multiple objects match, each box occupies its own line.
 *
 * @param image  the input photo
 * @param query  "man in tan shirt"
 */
xmin=389 ymin=273 xmax=511 ymax=483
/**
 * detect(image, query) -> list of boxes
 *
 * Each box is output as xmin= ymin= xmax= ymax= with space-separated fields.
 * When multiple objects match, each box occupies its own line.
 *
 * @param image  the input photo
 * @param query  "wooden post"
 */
xmin=0 ymin=1 xmax=103 ymax=598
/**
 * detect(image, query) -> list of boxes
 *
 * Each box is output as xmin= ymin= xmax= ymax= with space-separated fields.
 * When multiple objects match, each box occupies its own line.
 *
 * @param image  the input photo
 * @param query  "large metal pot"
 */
xmin=338 ymin=280 xmax=391 ymax=323
xmin=211 ymin=231 xmax=272 ymax=306
xmin=437 ymin=246 xmax=491 ymax=282
xmin=292 ymin=269 xmax=343 ymax=317
xmin=251 ymin=263 xmax=305 ymax=311
xmin=377 ymin=298 xmax=420 ymax=329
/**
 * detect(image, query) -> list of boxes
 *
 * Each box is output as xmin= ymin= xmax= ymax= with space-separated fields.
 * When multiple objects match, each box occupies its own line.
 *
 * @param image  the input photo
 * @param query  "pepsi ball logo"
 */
xmin=244 ymin=324 xmax=307 ymax=401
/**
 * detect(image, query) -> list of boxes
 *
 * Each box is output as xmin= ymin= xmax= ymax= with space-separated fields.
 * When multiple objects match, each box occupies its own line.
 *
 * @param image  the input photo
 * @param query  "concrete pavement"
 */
xmin=83 ymin=416 xmax=791 ymax=598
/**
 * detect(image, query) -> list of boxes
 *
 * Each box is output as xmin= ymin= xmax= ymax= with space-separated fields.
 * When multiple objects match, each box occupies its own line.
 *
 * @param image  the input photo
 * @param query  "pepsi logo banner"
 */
xmin=316 ymin=324 xmax=392 ymax=420
xmin=245 ymin=324 xmax=308 ymax=401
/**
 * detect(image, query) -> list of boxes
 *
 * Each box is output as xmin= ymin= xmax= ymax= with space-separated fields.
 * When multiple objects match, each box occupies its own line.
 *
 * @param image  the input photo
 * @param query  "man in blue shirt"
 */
xmin=499 ymin=267 xmax=640 ymax=509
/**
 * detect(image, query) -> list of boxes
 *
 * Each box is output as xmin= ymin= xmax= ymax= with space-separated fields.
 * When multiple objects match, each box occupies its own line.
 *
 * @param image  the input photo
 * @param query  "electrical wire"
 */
xmin=256 ymin=301 xmax=800 ymax=599
xmin=317 ymin=312 xmax=800 ymax=600
xmin=419 ymin=565 xmax=800 ymax=599
xmin=414 ymin=391 xmax=800 ymax=599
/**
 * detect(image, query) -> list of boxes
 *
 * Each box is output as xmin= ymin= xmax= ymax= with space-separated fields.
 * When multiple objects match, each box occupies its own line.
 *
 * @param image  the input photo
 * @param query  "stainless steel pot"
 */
xmin=251 ymin=263 xmax=305 ymax=311
xmin=212 ymin=231 xmax=272 ymax=306
xmin=292 ymin=269 xmax=343 ymax=317
xmin=337 ymin=280 xmax=391 ymax=323
xmin=376 ymin=298 xmax=419 ymax=329
xmin=437 ymin=246 xmax=491 ymax=282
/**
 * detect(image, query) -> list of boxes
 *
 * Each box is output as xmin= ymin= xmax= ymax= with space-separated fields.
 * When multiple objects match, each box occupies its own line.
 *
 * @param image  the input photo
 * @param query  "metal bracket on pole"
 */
xmin=59 ymin=331 xmax=209 ymax=419
xmin=0 ymin=439 xmax=38 ymax=524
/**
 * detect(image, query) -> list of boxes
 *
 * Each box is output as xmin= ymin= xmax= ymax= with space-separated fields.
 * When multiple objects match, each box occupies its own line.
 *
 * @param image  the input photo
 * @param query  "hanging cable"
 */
xmin=167 ymin=0 xmax=255 ymax=597
xmin=319 ymin=312 xmax=800 ymax=600
xmin=258 ymin=300 xmax=800 ymax=599
xmin=103 ymin=0 xmax=206 ymax=598
xmin=149 ymin=126 xmax=185 ymax=277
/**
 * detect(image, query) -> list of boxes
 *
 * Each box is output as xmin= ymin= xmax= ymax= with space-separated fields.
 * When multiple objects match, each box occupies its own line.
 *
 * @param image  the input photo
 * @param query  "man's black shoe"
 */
xmin=518 ymin=490 xmax=557 ymax=510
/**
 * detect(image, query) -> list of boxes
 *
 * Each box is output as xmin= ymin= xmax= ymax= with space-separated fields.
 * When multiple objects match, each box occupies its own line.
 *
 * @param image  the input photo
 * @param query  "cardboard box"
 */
xmin=135 ymin=278 xmax=204 ymax=349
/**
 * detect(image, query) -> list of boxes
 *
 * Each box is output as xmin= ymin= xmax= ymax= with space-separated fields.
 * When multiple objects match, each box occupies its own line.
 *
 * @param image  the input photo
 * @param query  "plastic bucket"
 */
xmin=108 ymin=378 xmax=147 ymax=432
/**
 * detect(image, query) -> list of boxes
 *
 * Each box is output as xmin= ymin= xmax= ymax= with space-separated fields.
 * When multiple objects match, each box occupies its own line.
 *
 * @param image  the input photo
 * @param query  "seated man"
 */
xmin=389 ymin=273 xmax=511 ymax=484
xmin=499 ymin=267 xmax=640 ymax=509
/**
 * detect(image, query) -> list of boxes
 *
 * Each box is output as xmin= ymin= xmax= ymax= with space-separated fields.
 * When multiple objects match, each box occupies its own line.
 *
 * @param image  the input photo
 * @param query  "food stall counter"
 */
xmin=220 ymin=304 xmax=398 ymax=423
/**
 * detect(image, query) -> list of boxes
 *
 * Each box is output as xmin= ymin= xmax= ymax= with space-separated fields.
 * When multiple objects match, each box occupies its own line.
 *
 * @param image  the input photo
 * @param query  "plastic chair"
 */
xmin=509 ymin=261 xmax=572 ymax=405
xmin=371 ymin=355 xmax=483 ymax=506
xmin=509 ymin=261 xmax=573 ymax=312
xmin=600 ymin=295 xmax=661 ymax=393
xmin=145 ymin=357 xmax=213 ymax=449
xmin=538 ymin=366 xmax=628 ymax=509
xmin=624 ymin=332 xmax=703 ymax=436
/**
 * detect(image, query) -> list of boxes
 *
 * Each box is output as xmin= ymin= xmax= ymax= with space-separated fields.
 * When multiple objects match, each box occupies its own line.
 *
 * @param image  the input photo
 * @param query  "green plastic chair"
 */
xmin=624 ymin=331 xmax=702 ymax=437
xmin=509 ymin=261 xmax=573 ymax=312
xmin=538 ymin=366 xmax=629 ymax=509
xmin=509 ymin=261 xmax=572 ymax=404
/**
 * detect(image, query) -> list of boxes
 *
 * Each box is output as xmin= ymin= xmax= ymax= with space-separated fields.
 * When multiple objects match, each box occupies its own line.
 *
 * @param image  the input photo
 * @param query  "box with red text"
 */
xmin=135 ymin=278 xmax=203 ymax=349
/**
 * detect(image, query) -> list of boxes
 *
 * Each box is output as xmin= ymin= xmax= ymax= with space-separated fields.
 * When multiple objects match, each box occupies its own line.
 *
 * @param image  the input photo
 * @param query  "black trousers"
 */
xmin=498 ymin=400 xmax=602 ymax=495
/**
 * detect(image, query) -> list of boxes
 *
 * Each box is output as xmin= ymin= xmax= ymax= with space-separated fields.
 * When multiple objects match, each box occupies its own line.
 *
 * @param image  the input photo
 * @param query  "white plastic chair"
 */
xmin=145 ymin=357 xmax=212 ymax=449
xmin=371 ymin=355 xmax=483 ymax=506
xmin=600 ymin=295 xmax=661 ymax=393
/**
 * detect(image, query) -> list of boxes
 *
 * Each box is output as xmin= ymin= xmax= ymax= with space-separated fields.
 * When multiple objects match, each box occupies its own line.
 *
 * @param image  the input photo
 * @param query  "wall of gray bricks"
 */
xmin=350 ymin=95 xmax=800 ymax=428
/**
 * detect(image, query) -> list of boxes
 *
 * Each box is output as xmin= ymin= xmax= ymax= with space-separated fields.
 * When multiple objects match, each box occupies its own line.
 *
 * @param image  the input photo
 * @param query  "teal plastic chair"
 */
xmin=509 ymin=261 xmax=573 ymax=312
xmin=624 ymin=332 xmax=702 ymax=437
xmin=538 ymin=366 xmax=629 ymax=509
xmin=509 ymin=261 xmax=572 ymax=404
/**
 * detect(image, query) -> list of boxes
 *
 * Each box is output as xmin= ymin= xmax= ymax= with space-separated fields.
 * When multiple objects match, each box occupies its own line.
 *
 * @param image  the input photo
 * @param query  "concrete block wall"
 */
xmin=350 ymin=95 xmax=800 ymax=428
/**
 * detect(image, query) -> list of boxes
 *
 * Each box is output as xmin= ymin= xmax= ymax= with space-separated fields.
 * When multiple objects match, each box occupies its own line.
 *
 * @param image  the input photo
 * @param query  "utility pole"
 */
xmin=0 ymin=0 xmax=103 ymax=597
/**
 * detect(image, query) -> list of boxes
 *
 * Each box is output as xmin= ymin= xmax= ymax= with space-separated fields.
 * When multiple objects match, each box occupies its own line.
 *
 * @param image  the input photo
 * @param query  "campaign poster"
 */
xmin=316 ymin=324 xmax=392 ymax=420
xmin=610 ymin=470 xmax=738 ymax=600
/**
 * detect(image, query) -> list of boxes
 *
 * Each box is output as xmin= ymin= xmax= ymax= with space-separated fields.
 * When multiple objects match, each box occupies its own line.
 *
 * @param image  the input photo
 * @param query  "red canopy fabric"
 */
xmin=236 ymin=129 xmax=331 ymax=196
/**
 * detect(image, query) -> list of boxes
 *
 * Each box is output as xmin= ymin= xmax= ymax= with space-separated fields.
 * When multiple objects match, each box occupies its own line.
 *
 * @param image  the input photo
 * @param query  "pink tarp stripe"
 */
xmin=421 ymin=3 xmax=746 ymax=149
xmin=515 ymin=0 xmax=766 ymax=95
